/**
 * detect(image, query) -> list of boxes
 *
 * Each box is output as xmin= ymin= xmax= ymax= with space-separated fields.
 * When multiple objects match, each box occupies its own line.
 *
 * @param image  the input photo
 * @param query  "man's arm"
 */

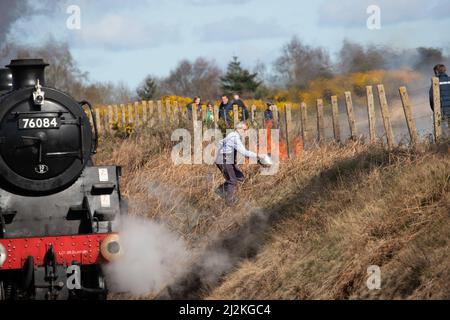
xmin=232 ymin=133 xmax=258 ymax=159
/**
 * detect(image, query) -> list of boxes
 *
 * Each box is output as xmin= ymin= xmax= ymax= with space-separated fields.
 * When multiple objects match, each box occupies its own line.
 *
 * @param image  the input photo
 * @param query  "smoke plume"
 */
xmin=0 ymin=0 xmax=53 ymax=44
xmin=0 ymin=0 xmax=29 ymax=43
xmin=103 ymin=216 xmax=190 ymax=296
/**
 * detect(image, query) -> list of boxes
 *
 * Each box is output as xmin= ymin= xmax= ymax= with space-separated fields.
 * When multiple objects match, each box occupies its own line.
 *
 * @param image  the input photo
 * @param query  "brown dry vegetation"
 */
xmin=94 ymin=127 xmax=450 ymax=300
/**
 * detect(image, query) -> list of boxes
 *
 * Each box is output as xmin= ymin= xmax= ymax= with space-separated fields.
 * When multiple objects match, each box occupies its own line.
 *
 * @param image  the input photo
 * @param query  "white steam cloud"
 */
xmin=103 ymin=216 xmax=190 ymax=296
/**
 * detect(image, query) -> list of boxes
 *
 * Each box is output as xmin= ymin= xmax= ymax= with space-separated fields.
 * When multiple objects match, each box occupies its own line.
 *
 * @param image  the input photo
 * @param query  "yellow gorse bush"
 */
xmin=89 ymin=69 xmax=423 ymax=136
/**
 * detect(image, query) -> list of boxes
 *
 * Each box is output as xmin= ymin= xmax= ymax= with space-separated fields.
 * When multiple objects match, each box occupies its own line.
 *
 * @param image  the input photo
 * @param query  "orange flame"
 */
xmin=263 ymin=120 xmax=303 ymax=160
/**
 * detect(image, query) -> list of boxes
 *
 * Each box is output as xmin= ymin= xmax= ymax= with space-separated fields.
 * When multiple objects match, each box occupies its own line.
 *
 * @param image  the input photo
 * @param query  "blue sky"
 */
xmin=7 ymin=0 xmax=450 ymax=88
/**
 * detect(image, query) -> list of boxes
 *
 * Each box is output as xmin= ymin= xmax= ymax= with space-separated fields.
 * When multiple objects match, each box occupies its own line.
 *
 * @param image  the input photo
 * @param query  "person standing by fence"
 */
xmin=233 ymin=93 xmax=249 ymax=122
xmin=186 ymin=96 xmax=202 ymax=120
xmin=204 ymin=102 xmax=215 ymax=128
xmin=430 ymin=64 xmax=450 ymax=136
xmin=218 ymin=94 xmax=233 ymax=128
xmin=264 ymin=101 xmax=274 ymax=126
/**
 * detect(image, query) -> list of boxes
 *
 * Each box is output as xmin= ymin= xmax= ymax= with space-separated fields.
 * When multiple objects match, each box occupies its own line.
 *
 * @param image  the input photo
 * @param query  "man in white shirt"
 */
xmin=216 ymin=122 xmax=266 ymax=206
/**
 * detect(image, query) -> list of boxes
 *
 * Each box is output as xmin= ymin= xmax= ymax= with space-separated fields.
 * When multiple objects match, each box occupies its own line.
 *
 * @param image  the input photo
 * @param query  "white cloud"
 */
xmin=319 ymin=0 xmax=450 ymax=27
xmin=72 ymin=14 xmax=180 ymax=50
xmin=196 ymin=17 xmax=288 ymax=42
xmin=187 ymin=0 xmax=253 ymax=5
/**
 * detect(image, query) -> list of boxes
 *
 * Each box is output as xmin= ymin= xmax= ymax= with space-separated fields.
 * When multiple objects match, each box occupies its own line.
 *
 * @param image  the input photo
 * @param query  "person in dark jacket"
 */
xmin=233 ymin=94 xmax=249 ymax=121
xmin=430 ymin=64 xmax=450 ymax=136
xmin=186 ymin=96 xmax=201 ymax=120
xmin=218 ymin=94 xmax=233 ymax=126
xmin=264 ymin=102 xmax=274 ymax=121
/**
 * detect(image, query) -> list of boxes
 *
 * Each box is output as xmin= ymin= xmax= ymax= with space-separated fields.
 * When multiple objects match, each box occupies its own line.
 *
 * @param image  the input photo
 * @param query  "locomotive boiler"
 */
xmin=0 ymin=59 xmax=126 ymax=300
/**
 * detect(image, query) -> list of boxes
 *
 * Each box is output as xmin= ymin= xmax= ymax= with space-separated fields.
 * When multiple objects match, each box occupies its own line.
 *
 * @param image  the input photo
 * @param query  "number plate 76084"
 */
xmin=18 ymin=117 xmax=61 ymax=129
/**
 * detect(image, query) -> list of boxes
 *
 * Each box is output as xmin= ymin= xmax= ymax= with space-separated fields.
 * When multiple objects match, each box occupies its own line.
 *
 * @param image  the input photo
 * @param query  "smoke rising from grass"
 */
xmin=103 ymin=216 xmax=190 ymax=296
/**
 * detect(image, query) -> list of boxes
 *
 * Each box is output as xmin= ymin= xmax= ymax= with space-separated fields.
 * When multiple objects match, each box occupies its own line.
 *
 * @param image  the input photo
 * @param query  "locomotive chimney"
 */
xmin=6 ymin=59 xmax=49 ymax=91
xmin=0 ymin=68 xmax=12 ymax=93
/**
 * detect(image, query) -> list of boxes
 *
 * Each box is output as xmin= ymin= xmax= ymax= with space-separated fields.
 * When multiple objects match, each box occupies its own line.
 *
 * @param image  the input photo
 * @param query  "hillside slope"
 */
xmin=208 ymin=144 xmax=450 ymax=300
xmin=95 ymin=130 xmax=450 ymax=299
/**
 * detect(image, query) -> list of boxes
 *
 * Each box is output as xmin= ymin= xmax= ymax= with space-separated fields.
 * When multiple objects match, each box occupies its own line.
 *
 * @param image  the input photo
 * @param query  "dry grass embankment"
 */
xmin=95 ymin=126 xmax=450 ymax=300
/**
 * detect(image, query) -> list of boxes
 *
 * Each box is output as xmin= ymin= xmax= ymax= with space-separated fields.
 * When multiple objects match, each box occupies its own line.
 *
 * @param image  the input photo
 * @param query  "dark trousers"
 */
xmin=216 ymin=154 xmax=245 ymax=205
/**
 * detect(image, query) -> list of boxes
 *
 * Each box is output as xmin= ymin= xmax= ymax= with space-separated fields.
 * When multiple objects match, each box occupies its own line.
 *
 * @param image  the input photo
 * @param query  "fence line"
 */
xmin=89 ymin=79 xmax=443 ymax=159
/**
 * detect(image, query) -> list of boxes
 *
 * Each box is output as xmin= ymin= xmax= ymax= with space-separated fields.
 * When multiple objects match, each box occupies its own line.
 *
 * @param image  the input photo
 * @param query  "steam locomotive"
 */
xmin=0 ymin=59 xmax=126 ymax=300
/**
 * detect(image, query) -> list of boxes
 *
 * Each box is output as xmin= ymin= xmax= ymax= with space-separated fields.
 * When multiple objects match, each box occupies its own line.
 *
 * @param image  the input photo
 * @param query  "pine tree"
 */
xmin=137 ymin=75 xmax=158 ymax=100
xmin=220 ymin=56 xmax=261 ymax=96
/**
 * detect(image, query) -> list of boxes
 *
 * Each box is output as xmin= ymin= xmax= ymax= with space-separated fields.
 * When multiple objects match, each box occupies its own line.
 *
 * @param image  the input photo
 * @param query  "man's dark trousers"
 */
xmin=216 ymin=153 xmax=245 ymax=206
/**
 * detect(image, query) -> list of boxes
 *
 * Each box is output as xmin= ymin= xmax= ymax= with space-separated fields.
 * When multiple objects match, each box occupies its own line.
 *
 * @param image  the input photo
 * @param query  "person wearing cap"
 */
xmin=430 ymin=64 xmax=450 ymax=137
xmin=215 ymin=121 xmax=267 ymax=206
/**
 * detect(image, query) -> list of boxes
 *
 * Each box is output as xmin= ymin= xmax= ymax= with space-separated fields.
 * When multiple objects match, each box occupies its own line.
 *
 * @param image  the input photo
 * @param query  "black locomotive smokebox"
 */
xmin=6 ymin=59 xmax=49 ymax=90
xmin=0 ymin=68 xmax=12 ymax=92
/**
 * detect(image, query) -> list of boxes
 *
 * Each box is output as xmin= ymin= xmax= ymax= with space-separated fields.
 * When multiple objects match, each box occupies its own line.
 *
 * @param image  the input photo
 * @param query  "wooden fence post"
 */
xmin=366 ymin=86 xmax=377 ymax=144
xmin=251 ymin=105 xmax=256 ymax=127
xmin=127 ymin=104 xmax=134 ymax=125
xmin=262 ymin=109 xmax=265 ymax=129
xmin=148 ymin=101 xmax=155 ymax=127
xmin=331 ymin=96 xmax=341 ymax=143
xmin=432 ymin=77 xmax=442 ymax=143
xmin=399 ymin=87 xmax=418 ymax=146
xmin=377 ymin=84 xmax=395 ymax=150
xmin=173 ymin=101 xmax=180 ymax=126
xmin=108 ymin=105 xmax=113 ymax=131
xmin=344 ymin=92 xmax=357 ymax=140
xmin=300 ymin=102 xmax=308 ymax=147
xmin=214 ymin=105 xmax=219 ymax=129
xmin=179 ymin=103 xmax=188 ymax=126
xmin=191 ymin=102 xmax=198 ymax=130
xmin=273 ymin=105 xmax=279 ymax=129
xmin=284 ymin=104 xmax=293 ymax=158
xmin=316 ymin=99 xmax=325 ymax=142
xmin=120 ymin=104 xmax=126 ymax=128
xmin=201 ymin=104 xmax=207 ymax=124
xmin=95 ymin=108 xmax=102 ymax=134
xmin=134 ymin=102 xmax=141 ymax=126
xmin=142 ymin=101 xmax=148 ymax=123
xmin=102 ymin=108 xmax=109 ymax=134
xmin=233 ymin=104 xmax=239 ymax=128
xmin=165 ymin=101 xmax=174 ymax=125
xmin=113 ymin=105 xmax=119 ymax=123
xmin=157 ymin=100 xmax=164 ymax=125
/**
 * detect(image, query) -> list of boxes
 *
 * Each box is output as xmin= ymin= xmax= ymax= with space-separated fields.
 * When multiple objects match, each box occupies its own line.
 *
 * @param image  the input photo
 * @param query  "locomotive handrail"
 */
xmin=11 ymin=111 xmax=66 ymax=117
xmin=79 ymin=100 xmax=98 ymax=155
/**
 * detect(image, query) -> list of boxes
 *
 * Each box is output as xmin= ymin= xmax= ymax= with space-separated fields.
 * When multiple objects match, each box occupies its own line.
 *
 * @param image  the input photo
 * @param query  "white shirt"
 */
xmin=217 ymin=131 xmax=257 ymax=159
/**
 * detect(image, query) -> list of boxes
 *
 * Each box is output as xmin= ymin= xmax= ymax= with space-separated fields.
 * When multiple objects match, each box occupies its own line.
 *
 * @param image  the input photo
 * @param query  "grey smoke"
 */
xmin=102 ymin=214 xmax=234 ymax=298
xmin=0 ymin=0 xmax=30 ymax=43
xmin=103 ymin=216 xmax=190 ymax=296
xmin=158 ymin=208 xmax=272 ymax=300
xmin=0 ymin=0 xmax=53 ymax=44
